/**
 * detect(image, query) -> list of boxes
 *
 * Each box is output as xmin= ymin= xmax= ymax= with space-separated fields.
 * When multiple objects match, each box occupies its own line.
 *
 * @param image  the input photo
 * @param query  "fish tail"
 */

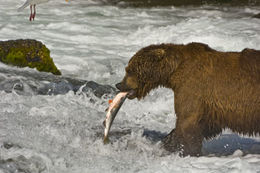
xmin=103 ymin=137 xmax=110 ymax=144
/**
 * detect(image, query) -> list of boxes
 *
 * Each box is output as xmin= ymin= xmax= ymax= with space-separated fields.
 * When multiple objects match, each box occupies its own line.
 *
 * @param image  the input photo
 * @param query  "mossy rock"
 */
xmin=0 ymin=39 xmax=61 ymax=75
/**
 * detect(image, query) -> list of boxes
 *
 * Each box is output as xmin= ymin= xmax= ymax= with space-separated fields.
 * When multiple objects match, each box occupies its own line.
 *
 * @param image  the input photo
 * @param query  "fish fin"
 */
xmin=103 ymin=120 xmax=106 ymax=127
xmin=105 ymin=107 xmax=109 ymax=112
xmin=17 ymin=0 xmax=31 ymax=12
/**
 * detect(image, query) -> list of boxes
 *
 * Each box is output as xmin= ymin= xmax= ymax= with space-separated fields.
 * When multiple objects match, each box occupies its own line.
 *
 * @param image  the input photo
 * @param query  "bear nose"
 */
xmin=115 ymin=83 xmax=122 ymax=91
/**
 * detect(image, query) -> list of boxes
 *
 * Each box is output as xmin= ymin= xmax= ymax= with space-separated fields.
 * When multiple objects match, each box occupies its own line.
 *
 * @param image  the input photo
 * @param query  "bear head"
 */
xmin=116 ymin=44 xmax=180 ymax=100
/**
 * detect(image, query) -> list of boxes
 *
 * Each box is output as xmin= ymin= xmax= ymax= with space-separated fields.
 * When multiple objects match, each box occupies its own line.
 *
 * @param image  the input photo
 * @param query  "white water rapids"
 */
xmin=0 ymin=0 xmax=260 ymax=172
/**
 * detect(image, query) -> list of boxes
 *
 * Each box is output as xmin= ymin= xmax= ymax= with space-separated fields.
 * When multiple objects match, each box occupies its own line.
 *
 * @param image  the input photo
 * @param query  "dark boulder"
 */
xmin=0 ymin=66 xmax=116 ymax=97
xmin=253 ymin=13 xmax=260 ymax=19
xmin=107 ymin=0 xmax=260 ymax=7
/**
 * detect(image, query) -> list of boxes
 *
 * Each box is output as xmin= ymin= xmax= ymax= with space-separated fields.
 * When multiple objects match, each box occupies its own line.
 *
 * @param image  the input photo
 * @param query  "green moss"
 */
xmin=3 ymin=50 xmax=26 ymax=66
xmin=0 ymin=39 xmax=61 ymax=75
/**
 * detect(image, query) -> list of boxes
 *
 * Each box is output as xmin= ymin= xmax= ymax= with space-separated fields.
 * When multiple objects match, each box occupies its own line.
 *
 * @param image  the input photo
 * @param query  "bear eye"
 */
xmin=125 ymin=67 xmax=133 ymax=74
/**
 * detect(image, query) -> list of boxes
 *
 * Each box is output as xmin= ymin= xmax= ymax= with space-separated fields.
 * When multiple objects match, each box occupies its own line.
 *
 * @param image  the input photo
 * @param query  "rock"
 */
xmin=0 ymin=66 xmax=116 ymax=97
xmin=0 ymin=155 xmax=46 ymax=173
xmin=107 ymin=0 xmax=260 ymax=7
xmin=253 ymin=13 xmax=260 ymax=19
xmin=0 ymin=39 xmax=61 ymax=75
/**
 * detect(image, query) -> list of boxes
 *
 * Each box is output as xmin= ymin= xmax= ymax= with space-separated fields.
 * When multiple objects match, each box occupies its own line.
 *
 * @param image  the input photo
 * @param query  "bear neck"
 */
xmin=160 ymin=43 xmax=201 ymax=90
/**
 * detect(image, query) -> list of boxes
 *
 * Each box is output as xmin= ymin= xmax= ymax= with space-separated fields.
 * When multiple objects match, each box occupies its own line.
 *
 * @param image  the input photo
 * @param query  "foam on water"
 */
xmin=0 ymin=0 xmax=260 ymax=172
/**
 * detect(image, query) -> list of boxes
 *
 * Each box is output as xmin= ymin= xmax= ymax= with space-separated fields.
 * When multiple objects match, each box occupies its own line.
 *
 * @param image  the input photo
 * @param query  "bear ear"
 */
xmin=150 ymin=48 xmax=166 ymax=61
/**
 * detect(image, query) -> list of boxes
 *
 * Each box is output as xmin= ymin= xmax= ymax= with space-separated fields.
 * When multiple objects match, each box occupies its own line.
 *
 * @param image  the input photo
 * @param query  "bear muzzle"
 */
xmin=116 ymin=82 xmax=137 ymax=99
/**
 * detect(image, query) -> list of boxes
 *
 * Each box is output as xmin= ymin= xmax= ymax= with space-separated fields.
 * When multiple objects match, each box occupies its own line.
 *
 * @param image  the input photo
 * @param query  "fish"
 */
xmin=103 ymin=92 xmax=128 ymax=144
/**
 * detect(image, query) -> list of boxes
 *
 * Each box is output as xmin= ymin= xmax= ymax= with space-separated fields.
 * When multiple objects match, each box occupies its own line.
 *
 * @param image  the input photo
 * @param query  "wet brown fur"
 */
xmin=116 ymin=42 xmax=260 ymax=156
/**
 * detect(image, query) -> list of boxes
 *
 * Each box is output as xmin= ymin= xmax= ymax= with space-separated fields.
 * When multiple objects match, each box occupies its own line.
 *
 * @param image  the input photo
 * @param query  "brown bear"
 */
xmin=116 ymin=42 xmax=260 ymax=156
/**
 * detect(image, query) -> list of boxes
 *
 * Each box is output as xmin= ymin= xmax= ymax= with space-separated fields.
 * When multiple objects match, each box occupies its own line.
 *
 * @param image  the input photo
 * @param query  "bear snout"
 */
xmin=116 ymin=82 xmax=133 ymax=92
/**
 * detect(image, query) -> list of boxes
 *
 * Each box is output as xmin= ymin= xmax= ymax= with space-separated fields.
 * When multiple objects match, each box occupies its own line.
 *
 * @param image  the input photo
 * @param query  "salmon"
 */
xmin=103 ymin=92 xmax=128 ymax=143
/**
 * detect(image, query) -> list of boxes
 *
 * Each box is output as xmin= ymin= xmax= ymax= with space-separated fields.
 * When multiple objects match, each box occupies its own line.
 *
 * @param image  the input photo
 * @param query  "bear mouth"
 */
xmin=115 ymin=82 xmax=137 ymax=99
xmin=126 ymin=89 xmax=136 ymax=99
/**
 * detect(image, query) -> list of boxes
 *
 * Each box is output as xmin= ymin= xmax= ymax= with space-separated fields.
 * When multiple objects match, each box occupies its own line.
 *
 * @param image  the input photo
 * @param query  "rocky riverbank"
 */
xmin=106 ymin=0 xmax=260 ymax=7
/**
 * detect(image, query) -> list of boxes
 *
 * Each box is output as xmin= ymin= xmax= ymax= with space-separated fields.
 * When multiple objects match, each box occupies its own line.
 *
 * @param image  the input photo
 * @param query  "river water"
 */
xmin=0 ymin=0 xmax=260 ymax=172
